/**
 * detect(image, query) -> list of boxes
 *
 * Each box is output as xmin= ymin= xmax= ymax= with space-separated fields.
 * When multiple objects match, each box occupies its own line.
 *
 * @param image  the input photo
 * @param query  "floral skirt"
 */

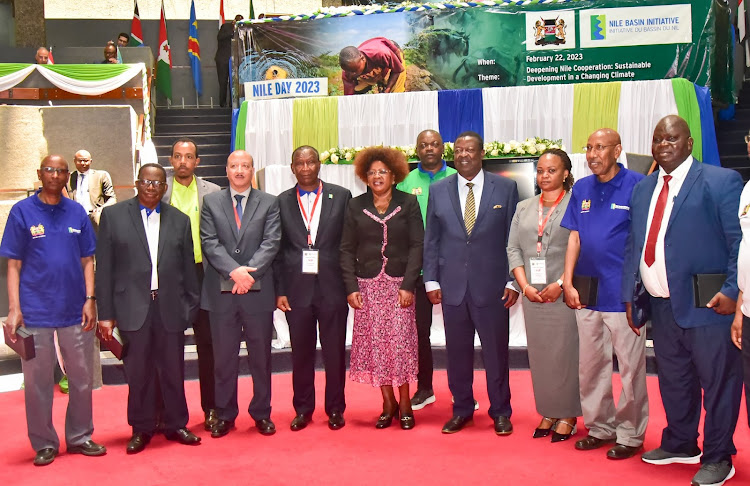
xmin=349 ymin=270 xmax=418 ymax=387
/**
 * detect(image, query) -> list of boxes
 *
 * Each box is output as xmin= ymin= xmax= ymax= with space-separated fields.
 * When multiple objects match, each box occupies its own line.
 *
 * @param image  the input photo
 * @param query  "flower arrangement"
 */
xmin=319 ymin=137 xmax=565 ymax=164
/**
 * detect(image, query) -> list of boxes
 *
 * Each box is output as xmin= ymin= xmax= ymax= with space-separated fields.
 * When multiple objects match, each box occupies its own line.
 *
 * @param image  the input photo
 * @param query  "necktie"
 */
xmin=644 ymin=175 xmax=672 ymax=267
xmin=465 ymin=182 xmax=476 ymax=236
xmin=234 ymin=194 xmax=244 ymax=229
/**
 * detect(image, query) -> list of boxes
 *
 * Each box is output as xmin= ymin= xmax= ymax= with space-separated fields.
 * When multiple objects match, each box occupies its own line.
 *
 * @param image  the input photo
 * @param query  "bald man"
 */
xmin=34 ymin=47 xmax=49 ymax=64
xmin=69 ymin=149 xmax=116 ymax=229
xmin=200 ymin=150 xmax=281 ymax=438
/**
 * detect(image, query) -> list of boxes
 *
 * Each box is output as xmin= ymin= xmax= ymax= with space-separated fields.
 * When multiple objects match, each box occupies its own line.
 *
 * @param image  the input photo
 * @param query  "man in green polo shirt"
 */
xmin=397 ymin=129 xmax=456 ymax=410
xmin=163 ymin=138 xmax=221 ymax=430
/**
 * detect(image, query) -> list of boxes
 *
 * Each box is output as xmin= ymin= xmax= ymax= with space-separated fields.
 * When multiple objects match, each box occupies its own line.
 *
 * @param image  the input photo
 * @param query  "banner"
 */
xmin=237 ymin=0 xmax=730 ymax=102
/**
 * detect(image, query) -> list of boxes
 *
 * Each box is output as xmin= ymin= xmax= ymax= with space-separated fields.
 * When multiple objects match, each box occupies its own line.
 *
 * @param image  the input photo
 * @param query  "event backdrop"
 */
xmin=237 ymin=0 xmax=731 ymax=102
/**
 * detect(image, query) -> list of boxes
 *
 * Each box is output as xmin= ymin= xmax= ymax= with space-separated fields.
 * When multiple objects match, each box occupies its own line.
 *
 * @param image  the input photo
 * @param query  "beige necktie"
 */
xmin=465 ymin=182 xmax=476 ymax=235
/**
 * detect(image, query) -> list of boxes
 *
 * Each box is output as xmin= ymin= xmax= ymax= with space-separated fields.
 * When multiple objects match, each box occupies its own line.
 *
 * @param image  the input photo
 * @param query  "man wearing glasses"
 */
xmin=1 ymin=155 xmax=105 ymax=466
xmin=561 ymin=128 xmax=648 ymax=460
xmin=68 ymin=149 xmax=116 ymax=231
xmin=96 ymin=163 xmax=201 ymax=454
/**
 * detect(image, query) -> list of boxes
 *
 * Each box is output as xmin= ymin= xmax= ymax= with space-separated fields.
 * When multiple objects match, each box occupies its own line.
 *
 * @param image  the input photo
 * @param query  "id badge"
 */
xmin=302 ymin=250 xmax=319 ymax=274
xmin=529 ymin=257 xmax=547 ymax=285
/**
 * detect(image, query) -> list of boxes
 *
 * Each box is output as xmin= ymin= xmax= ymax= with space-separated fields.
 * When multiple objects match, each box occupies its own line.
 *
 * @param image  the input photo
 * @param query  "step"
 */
xmin=153 ymin=134 xmax=231 ymax=147
xmin=155 ymin=114 xmax=231 ymax=125
xmin=203 ymin=175 xmax=229 ymax=187
xmin=720 ymin=154 xmax=750 ymax=168
xmin=156 ymin=107 xmax=231 ymax=118
xmin=155 ymin=123 xmax=233 ymax=136
xmin=158 ymin=153 xmax=229 ymax=167
xmin=155 ymin=143 xmax=230 ymax=157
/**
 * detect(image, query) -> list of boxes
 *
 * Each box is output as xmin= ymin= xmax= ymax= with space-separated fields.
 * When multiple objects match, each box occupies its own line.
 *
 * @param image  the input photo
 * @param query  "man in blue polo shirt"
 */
xmin=561 ymin=128 xmax=648 ymax=460
xmin=1 ymin=154 xmax=104 ymax=466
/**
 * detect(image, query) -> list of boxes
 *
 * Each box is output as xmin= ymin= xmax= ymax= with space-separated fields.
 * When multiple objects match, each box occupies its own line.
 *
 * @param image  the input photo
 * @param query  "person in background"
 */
xmin=102 ymin=42 xmax=120 ymax=64
xmin=339 ymin=38 xmax=406 ymax=95
xmin=34 ymin=47 xmax=49 ymax=64
xmin=117 ymin=33 xmax=129 ymax=47
xmin=215 ymin=14 xmax=243 ymax=107
xmin=69 ymin=149 xmax=116 ymax=231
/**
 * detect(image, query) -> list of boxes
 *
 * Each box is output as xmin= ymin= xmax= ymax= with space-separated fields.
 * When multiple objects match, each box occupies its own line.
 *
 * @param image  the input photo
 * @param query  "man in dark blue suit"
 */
xmin=423 ymin=131 xmax=519 ymax=434
xmin=623 ymin=115 xmax=743 ymax=486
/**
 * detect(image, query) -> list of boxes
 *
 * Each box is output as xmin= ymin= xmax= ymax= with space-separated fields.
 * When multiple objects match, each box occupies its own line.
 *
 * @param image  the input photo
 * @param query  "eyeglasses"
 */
xmin=40 ymin=167 xmax=69 ymax=175
xmin=137 ymin=179 xmax=166 ymax=188
xmin=366 ymin=169 xmax=391 ymax=177
xmin=583 ymin=144 xmax=617 ymax=153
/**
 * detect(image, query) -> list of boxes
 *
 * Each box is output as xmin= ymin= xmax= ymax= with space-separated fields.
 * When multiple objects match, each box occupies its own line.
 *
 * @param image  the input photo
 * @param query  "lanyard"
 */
xmin=233 ymin=204 xmax=241 ymax=229
xmin=297 ymin=181 xmax=323 ymax=248
xmin=537 ymin=190 xmax=565 ymax=255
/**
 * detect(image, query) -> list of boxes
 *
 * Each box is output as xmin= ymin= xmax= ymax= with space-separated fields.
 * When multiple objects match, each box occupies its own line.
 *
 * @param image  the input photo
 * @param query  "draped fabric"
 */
xmin=243 ymin=98 xmax=294 ymax=169
xmin=437 ymin=88 xmax=484 ymax=142
xmin=35 ymin=64 xmax=146 ymax=96
xmin=337 ymin=90 xmax=438 ymax=147
xmin=617 ymin=80 xmax=679 ymax=155
xmin=292 ymin=96 xmax=339 ymax=154
xmin=231 ymin=107 xmax=242 ymax=152
xmin=0 ymin=64 xmax=35 ymax=91
xmin=694 ymin=84 xmax=721 ymax=166
xmin=482 ymin=84 xmax=574 ymax=152
xmin=259 ymin=164 xmax=367 ymax=197
xmin=571 ymin=82 xmax=622 ymax=153
xmin=671 ymin=78 xmax=703 ymax=161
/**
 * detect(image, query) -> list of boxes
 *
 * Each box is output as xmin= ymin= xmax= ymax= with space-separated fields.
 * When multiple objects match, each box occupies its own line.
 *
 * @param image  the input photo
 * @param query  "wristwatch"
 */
xmin=85 ymin=295 xmax=96 ymax=301
xmin=556 ymin=279 xmax=564 ymax=288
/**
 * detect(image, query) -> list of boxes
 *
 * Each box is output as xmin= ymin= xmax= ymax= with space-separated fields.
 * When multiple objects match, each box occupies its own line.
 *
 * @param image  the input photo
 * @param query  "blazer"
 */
xmin=95 ymin=198 xmax=200 ymax=332
xmin=622 ymin=160 xmax=743 ymax=328
xmin=162 ymin=175 xmax=221 ymax=210
xmin=340 ymin=189 xmax=424 ymax=294
xmin=200 ymin=187 xmax=281 ymax=313
xmin=423 ymin=170 xmax=519 ymax=307
xmin=69 ymin=169 xmax=116 ymax=223
xmin=274 ymin=181 xmax=352 ymax=307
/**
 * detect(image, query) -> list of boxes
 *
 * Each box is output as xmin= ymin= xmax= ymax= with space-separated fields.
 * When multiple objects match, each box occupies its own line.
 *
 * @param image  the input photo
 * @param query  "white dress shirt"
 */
xmin=737 ymin=180 xmax=750 ymax=316
xmin=140 ymin=207 xmax=160 ymax=291
xmin=75 ymin=171 xmax=93 ymax=213
xmin=640 ymin=156 xmax=693 ymax=298
xmin=297 ymin=186 xmax=322 ymax=246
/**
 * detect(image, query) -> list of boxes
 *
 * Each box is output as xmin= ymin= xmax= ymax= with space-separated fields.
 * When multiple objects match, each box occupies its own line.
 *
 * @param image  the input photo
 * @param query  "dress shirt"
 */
xmin=297 ymin=185 xmax=322 ymax=246
xmin=640 ymin=156 xmax=693 ymax=298
xmin=140 ymin=206 xmax=160 ymax=290
xmin=170 ymin=177 xmax=202 ymax=263
xmin=75 ymin=172 xmax=93 ymax=212
xmin=229 ymin=186 xmax=252 ymax=214
xmin=737 ymin=180 xmax=750 ymax=316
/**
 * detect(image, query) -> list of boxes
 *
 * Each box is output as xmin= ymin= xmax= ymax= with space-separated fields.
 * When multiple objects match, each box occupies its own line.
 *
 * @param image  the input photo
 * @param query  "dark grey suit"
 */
xmin=96 ymin=198 xmax=199 ymax=434
xmin=200 ymin=188 xmax=281 ymax=421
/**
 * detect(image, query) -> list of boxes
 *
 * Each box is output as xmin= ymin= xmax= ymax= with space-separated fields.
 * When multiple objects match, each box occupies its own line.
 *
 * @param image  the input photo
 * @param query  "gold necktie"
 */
xmin=465 ymin=182 xmax=475 ymax=235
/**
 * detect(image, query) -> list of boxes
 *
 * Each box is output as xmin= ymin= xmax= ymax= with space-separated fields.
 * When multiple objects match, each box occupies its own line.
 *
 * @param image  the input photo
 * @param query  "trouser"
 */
xmin=216 ymin=59 xmax=230 ymax=106
xmin=22 ymin=324 xmax=94 ymax=452
xmin=193 ymin=263 xmax=215 ymax=413
xmin=414 ymin=280 xmax=434 ymax=391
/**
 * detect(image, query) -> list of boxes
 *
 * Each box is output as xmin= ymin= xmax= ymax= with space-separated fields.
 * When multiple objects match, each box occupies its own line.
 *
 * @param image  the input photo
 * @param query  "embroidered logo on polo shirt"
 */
xmin=610 ymin=203 xmax=630 ymax=211
xmin=742 ymin=203 xmax=750 ymax=217
xmin=30 ymin=224 xmax=45 ymax=238
xmin=581 ymin=199 xmax=591 ymax=213
xmin=68 ymin=227 xmax=81 ymax=234
xmin=411 ymin=187 xmax=423 ymax=195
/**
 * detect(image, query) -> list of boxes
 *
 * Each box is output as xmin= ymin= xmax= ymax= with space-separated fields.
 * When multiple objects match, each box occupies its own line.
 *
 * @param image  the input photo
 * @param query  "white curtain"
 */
xmin=338 ymin=90 xmax=439 ymax=147
xmin=35 ymin=63 xmax=145 ymax=96
xmin=243 ymin=98 xmax=294 ymax=169
xmin=258 ymin=164 xmax=367 ymax=196
xmin=617 ymin=80 xmax=678 ymax=155
xmin=0 ymin=65 xmax=36 ymax=92
xmin=482 ymin=84 xmax=575 ymax=151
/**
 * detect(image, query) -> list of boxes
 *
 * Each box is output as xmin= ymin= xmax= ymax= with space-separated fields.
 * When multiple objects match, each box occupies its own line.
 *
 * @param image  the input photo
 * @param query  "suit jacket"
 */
xmin=274 ymin=181 xmax=352 ymax=307
xmin=200 ymin=188 xmax=281 ymax=313
xmin=215 ymin=22 xmax=233 ymax=62
xmin=69 ymin=169 xmax=116 ymax=224
xmin=622 ymin=160 xmax=743 ymax=328
xmin=162 ymin=175 xmax=221 ymax=210
xmin=95 ymin=198 xmax=200 ymax=332
xmin=423 ymin=170 xmax=519 ymax=307
xmin=340 ymin=189 xmax=424 ymax=294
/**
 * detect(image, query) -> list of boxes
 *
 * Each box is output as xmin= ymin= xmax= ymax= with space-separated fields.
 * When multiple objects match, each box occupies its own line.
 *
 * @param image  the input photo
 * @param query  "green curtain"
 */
xmin=292 ymin=97 xmax=338 ymax=154
xmin=670 ymin=78 xmax=703 ymax=161
xmin=39 ymin=64 xmax=132 ymax=81
xmin=0 ymin=63 xmax=32 ymax=77
xmin=571 ymin=82 xmax=622 ymax=152
xmin=235 ymin=101 xmax=249 ymax=151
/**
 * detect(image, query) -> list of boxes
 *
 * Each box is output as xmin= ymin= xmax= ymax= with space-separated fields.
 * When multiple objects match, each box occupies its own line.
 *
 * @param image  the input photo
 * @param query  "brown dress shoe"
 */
xmin=575 ymin=435 xmax=616 ymax=451
xmin=607 ymin=443 xmax=643 ymax=460
xmin=33 ymin=448 xmax=58 ymax=466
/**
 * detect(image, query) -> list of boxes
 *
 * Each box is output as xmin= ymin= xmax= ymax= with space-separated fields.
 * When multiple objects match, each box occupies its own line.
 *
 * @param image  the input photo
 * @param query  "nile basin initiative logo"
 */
xmin=591 ymin=15 xmax=606 ymax=40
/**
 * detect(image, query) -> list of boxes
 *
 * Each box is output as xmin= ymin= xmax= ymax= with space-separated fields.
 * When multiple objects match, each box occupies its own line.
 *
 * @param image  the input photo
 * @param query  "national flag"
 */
xmin=47 ymin=47 xmax=54 ymax=65
xmin=156 ymin=1 xmax=172 ymax=100
xmin=129 ymin=0 xmax=144 ymax=47
xmin=220 ymin=0 xmax=225 ymax=28
xmin=250 ymin=0 xmax=255 ymax=20
xmin=189 ymin=0 xmax=202 ymax=96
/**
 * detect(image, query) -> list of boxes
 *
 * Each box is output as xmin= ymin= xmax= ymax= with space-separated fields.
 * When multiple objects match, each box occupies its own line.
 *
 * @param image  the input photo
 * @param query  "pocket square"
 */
xmin=493 ymin=204 xmax=503 ymax=209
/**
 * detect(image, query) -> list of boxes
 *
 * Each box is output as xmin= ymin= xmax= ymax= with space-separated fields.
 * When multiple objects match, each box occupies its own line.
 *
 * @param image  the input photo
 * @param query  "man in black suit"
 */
xmin=97 ymin=163 xmax=201 ymax=454
xmin=274 ymin=146 xmax=352 ymax=431
xmin=215 ymin=14 xmax=243 ymax=107
xmin=201 ymin=150 xmax=281 ymax=438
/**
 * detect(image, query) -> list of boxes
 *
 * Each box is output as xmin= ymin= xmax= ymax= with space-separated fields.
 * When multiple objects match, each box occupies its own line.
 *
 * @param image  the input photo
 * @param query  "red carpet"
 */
xmin=1 ymin=370 xmax=748 ymax=485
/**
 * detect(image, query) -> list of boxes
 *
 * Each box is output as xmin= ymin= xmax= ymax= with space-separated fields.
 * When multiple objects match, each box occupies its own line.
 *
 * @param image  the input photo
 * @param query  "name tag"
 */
xmin=302 ymin=250 xmax=319 ymax=274
xmin=529 ymin=257 xmax=547 ymax=285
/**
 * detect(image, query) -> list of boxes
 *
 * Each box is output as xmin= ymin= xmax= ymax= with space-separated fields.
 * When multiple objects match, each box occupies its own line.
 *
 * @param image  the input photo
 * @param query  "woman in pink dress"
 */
xmin=340 ymin=147 xmax=424 ymax=429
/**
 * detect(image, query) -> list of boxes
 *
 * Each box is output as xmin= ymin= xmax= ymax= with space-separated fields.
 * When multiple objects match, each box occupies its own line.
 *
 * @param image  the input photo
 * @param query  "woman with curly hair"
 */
xmin=340 ymin=146 xmax=424 ymax=429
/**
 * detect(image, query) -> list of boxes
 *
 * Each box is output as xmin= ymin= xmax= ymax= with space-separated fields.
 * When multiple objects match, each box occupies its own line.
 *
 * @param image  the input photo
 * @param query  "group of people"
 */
xmin=2 ymin=114 xmax=748 ymax=486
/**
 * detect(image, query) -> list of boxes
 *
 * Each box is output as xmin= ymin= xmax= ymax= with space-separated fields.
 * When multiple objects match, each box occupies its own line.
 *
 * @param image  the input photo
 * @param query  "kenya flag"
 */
xmin=129 ymin=1 xmax=144 ymax=46
xmin=156 ymin=0 xmax=172 ymax=100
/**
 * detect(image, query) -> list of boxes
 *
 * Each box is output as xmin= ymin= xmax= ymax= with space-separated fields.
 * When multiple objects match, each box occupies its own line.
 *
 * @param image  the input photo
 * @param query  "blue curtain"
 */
xmin=694 ymin=84 xmax=720 ymax=166
xmin=438 ymin=89 xmax=484 ymax=143
xmin=231 ymin=107 xmax=240 ymax=151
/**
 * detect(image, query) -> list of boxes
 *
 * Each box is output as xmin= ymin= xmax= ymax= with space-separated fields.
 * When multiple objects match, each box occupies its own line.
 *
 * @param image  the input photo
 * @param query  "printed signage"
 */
xmin=244 ymin=77 xmax=328 ymax=100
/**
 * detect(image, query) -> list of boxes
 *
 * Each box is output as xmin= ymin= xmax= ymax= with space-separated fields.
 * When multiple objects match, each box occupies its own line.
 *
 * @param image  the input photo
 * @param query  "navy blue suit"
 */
xmin=423 ymin=170 xmax=519 ymax=418
xmin=623 ymin=160 xmax=743 ymax=464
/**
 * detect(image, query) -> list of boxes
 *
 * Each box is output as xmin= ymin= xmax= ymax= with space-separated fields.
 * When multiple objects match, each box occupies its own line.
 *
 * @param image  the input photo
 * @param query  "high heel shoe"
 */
xmin=376 ymin=410 xmax=398 ymax=429
xmin=533 ymin=417 xmax=557 ymax=439
xmin=550 ymin=419 xmax=577 ymax=443
xmin=400 ymin=412 xmax=415 ymax=430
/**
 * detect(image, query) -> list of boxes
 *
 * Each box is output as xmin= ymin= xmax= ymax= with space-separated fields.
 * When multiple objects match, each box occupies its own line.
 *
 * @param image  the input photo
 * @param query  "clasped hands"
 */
xmin=346 ymin=289 xmax=414 ymax=310
xmin=229 ymin=266 xmax=258 ymax=294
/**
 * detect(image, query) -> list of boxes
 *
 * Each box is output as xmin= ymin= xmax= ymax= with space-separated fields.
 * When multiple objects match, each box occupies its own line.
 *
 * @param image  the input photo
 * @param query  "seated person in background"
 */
xmin=35 ymin=47 xmax=49 ymax=64
xmin=339 ymin=38 xmax=406 ymax=95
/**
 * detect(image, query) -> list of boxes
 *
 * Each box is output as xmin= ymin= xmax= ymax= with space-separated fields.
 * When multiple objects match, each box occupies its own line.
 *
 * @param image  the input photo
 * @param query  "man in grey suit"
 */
xmin=423 ymin=131 xmax=519 ymax=435
xmin=68 ymin=149 xmax=116 ymax=229
xmin=163 ymin=138 xmax=221 ymax=431
xmin=201 ymin=150 xmax=282 ymax=438
xmin=97 ymin=163 xmax=201 ymax=454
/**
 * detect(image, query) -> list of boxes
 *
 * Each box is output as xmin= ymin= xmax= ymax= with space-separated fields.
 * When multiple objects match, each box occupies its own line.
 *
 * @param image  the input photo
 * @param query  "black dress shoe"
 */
xmin=442 ymin=415 xmax=473 ymax=434
xmin=575 ymin=435 xmax=616 ymax=451
xmin=400 ymin=413 xmax=415 ymax=430
xmin=211 ymin=420 xmax=235 ymax=438
xmin=607 ymin=443 xmax=643 ymax=460
xmin=33 ymin=448 xmax=58 ymax=466
xmin=164 ymin=428 xmax=201 ymax=445
xmin=328 ymin=411 xmax=345 ymax=430
xmin=255 ymin=418 xmax=276 ymax=436
xmin=290 ymin=414 xmax=312 ymax=431
xmin=494 ymin=416 xmax=513 ymax=436
xmin=126 ymin=433 xmax=151 ymax=454
xmin=67 ymin=440 xmax=107 ymax=456
xmin=375 ymin=411 xmax=397 ymax=429
xmin=204 ymin=409 xmax=218 ymax=431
